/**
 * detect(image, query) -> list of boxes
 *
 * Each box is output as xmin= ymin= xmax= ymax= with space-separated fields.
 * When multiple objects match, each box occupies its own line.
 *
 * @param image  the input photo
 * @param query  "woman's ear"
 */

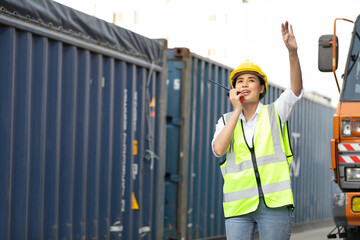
xmin=260 ymin=85 xmax=265 ymax=93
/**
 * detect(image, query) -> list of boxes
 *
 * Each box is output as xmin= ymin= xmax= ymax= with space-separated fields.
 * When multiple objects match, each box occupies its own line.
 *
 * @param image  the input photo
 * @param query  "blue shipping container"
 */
xmin=0 ymin=0 xmax=167 ymax=239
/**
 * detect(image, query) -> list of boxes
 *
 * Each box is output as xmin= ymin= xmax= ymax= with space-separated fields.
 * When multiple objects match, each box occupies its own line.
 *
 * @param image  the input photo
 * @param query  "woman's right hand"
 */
xmin=213 ymin=90 xmax=243 ymax=156
xmin=229 ymin=89 xmax=243 ymax=111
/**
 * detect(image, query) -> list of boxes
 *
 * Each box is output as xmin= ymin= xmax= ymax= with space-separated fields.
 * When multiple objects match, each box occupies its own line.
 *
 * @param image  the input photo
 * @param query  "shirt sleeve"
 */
xmin=211 ymin=116 xmax=226 ymax=157
xmin=275 ymin=88 xmax=304 ymax=128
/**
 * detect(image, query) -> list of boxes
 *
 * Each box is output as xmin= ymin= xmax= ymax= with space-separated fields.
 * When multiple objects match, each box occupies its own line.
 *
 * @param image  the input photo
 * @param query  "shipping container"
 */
xmin=165 ymin=48 xmax=232 ymax=240
xmin=165 ymin=48 xmax=340 ymax=239
xmin=0 ymin=1 xmax=167 ymax=240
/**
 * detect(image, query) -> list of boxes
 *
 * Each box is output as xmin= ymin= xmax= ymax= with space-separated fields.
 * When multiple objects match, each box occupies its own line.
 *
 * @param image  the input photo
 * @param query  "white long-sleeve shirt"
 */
xmin=211 ymin=88 xmax=303 ymax=157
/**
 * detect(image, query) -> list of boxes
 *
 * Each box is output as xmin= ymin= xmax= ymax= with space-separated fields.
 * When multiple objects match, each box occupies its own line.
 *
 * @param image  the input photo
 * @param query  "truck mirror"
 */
xmin=318 ymin=34 xmax=339 ymax=72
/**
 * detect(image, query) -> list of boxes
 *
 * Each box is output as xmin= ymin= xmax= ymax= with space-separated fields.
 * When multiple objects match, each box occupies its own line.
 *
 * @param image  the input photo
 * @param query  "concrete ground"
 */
xmin=253 ymin=219 xmax=336 ymax=240
xmin=291 ymin=224 xmax=335 ymax=240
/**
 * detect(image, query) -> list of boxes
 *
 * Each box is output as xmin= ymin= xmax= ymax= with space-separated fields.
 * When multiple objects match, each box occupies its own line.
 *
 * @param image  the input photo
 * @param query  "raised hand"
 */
xmin=281 ymin=21 xmax=298 ymax=52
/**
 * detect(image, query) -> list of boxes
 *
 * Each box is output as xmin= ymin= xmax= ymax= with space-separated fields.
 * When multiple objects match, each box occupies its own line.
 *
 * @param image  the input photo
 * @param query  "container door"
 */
xmin=164 ymin=50 xmax=185 ymax=240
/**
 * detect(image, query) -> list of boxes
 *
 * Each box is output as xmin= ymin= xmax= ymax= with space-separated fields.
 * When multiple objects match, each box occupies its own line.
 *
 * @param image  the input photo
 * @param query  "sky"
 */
xmin=55 ymin=0 xmax=360 ymax=107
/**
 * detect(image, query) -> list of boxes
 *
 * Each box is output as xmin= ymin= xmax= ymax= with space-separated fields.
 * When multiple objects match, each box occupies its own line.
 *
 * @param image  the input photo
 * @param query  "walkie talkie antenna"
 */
xmin=208 ymin=79 xmax=231 ymax=91
xmin=208 ymin=79 xmax=244 ymax=103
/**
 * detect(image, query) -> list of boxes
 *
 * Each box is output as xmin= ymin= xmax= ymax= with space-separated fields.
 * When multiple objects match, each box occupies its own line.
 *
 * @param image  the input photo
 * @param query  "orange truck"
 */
xmin=318 ymin=15 xmax=360 ymax=239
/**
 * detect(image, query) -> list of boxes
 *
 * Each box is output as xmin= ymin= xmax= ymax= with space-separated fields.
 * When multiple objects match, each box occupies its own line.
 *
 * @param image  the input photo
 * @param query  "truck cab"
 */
xmin=319 ymin=14 xmax=360 ymax=239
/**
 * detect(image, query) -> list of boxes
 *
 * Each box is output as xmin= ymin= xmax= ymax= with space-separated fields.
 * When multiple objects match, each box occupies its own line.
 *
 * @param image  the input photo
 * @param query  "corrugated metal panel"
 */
xmin=165 ymin=48 xmax=231 ymax=240
xmin=186 ymin=52 xmax=231 ymax=240
xmin=288 ymin=97 xmax=340 ymax=224
xmin=0 ymin=2 xmax=167 ymax=240
xmin=165 ymin=48 xmax=339 ymax=240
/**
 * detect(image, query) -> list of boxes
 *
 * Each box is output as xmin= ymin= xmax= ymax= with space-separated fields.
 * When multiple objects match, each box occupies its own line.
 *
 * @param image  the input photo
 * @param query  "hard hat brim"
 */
xmin=230 ymin=71 xmax=267 ymax=89
xmin=231 ymin=71 xmax=265 ymax=81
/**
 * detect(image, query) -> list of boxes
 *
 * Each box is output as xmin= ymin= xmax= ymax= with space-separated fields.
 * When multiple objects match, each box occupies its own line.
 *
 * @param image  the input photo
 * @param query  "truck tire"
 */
xmin=345 ymin=226 xmax=360 ymax=240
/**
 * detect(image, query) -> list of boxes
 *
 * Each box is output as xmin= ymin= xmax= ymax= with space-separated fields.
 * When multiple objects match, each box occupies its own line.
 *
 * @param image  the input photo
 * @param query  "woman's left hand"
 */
xmin=281 ymin=21 xmax=298 ymax=52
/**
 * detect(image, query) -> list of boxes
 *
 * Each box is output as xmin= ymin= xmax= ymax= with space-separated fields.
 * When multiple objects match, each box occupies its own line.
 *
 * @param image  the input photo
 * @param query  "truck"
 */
xmin=318 ymin=15 xmax=360 ymax=239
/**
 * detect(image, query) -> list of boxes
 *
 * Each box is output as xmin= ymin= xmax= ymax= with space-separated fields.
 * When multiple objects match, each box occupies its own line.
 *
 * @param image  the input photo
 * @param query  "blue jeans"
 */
xmin=225 ymin=197 xmax=294 ymax=240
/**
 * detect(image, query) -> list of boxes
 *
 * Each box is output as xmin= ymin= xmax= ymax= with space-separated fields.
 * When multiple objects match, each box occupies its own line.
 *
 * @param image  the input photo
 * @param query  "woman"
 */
xmin=211 ymin=21 xmax=303 ymax=240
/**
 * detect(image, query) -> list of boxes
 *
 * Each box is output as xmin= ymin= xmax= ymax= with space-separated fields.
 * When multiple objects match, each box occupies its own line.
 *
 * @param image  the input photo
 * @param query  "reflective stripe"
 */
xmin=223 ymin=112 xmax=233 ymax=124
xmin=223 ymin=186 xmax=259 ymax=202
xmin=338 ymin=143 xmax=360 ymax=152
xmin=262 ymin=180 xmax=291 ymax=195
xmin=222 ymin=152 xmax=288 ymax=174
xmin=257 ymin=152 xmax=287 ymax=167
xmin=339 ymin=155 xmax=360 ymax=163
xmin=223 ymin=180 xmax=291 ymax=202
xmin=268 ymin=104 xmax=283 ymax=155
xmin=220 ymin=150 xmax=235 ymax=176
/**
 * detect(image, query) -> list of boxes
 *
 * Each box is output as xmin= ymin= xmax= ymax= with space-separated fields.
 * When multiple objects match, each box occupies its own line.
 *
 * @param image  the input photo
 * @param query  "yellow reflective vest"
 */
xmin=220 ymin=103 xmax=294 ymax=218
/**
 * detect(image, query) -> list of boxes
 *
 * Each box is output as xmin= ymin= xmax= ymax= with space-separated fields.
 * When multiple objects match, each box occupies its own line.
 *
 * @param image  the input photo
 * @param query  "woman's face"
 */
xmin=234 ymin=73 xmax=264 ymax=103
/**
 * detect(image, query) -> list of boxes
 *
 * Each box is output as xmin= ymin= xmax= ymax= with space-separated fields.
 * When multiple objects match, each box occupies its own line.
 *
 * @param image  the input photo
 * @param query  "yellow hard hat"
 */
xmin=229 ymin=60 xmax=268 ymax=90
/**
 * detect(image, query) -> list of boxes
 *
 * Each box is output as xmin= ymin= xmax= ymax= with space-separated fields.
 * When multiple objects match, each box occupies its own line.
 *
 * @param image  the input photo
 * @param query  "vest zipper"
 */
xmin=250 ymin=147 xmax=263 ymax=197
xmin=240 ymin=120 xmax=263 ymax=197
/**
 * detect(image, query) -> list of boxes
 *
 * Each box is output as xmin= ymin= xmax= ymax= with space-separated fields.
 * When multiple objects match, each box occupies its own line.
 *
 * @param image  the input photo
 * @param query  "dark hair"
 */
xmin=259 ymin=78 xmax=266 ymax=100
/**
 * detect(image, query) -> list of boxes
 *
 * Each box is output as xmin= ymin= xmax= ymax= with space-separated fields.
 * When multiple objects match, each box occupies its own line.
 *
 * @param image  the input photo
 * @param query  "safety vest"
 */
xmin=220 ymin=103 xmax=294 ymax=218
